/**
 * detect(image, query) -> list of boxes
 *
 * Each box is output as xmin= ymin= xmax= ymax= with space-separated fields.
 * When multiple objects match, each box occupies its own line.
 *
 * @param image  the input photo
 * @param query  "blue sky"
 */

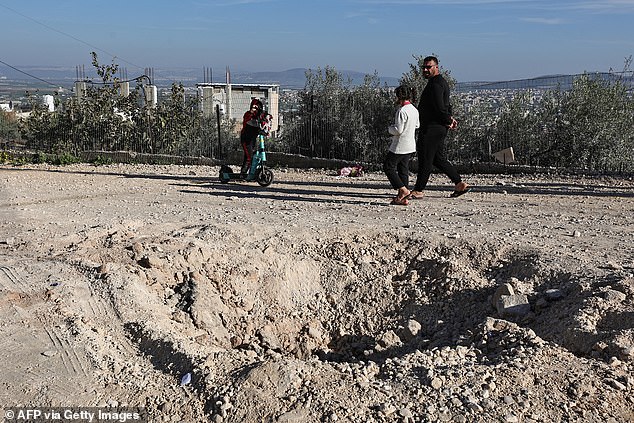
xmin=1 ymin=0 xmax=633 ymax=82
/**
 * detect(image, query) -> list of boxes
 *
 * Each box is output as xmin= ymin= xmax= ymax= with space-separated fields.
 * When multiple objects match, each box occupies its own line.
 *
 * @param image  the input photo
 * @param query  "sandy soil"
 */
xmin=0 ymin=163 xmax=633 ymax=422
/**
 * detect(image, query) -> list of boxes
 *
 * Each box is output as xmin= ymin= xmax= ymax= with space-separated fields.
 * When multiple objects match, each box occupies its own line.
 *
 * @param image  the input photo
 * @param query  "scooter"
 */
xmin=219 ymin=133 xmax=274 ymax=187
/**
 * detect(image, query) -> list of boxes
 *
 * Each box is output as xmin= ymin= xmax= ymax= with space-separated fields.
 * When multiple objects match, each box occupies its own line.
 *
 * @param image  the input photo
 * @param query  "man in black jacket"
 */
xmin=410 ymin=56 xmax=470 ymax=199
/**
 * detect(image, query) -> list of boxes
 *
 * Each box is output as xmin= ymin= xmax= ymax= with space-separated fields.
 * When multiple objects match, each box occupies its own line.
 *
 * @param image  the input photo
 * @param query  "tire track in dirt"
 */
xmin=0 ymin=265 xmax=31 ymax=293
xmin=0 ymin=260 xmax=99 ymax=404
xmin=41 ymin=323 xmax=89 ymax=377
xmin=0 ymin=261 xmax=91 ymax=403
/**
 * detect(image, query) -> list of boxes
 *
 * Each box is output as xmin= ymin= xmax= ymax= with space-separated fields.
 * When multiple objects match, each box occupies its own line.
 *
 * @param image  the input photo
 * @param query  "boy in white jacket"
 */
xmin=384 ymin=85 xmax=420 ymax=205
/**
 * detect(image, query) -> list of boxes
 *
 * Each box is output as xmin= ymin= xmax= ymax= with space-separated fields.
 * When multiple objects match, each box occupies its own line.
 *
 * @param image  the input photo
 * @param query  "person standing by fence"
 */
xmin=384 ymin=85 xmax=420 ymax=205
xmin=410 ymin=56 xmax=470 ymax=199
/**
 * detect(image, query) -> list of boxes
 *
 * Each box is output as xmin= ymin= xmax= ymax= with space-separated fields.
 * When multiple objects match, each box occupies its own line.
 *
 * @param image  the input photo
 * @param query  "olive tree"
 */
xmin=286 ymin=66 xmax=393 ymax=162
xmin=537 ymin=71 xmax=634 ymax=171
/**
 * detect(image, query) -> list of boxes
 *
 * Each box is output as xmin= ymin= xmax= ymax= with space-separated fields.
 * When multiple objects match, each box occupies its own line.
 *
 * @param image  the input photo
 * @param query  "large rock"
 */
xmin=496 ymin=293 xmax=531 ymax=318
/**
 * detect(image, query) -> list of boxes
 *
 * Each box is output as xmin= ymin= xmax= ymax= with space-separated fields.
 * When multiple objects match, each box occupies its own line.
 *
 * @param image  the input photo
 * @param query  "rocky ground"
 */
xmin=0 ymin=163 xmax=633 ymax=422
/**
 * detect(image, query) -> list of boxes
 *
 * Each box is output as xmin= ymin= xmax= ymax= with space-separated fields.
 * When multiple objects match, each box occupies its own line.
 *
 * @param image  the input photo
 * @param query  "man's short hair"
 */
xmin=423 ymin=56 xmax=438 ymax=64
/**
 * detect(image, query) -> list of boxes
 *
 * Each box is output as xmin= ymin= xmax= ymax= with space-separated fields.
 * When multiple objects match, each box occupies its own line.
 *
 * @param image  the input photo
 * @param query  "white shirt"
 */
xmin=387 ymin=102 xmax=419 ymax=154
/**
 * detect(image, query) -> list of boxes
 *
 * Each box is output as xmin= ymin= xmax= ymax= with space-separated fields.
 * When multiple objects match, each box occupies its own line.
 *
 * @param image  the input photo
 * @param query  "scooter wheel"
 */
xmin=256 ymin=168 xmax=274 ymax=187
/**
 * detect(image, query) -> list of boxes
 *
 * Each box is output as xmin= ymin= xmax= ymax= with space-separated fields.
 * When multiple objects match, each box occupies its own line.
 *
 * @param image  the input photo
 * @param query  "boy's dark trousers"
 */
xmin=384 ymin=151 xmax=413 ymax=189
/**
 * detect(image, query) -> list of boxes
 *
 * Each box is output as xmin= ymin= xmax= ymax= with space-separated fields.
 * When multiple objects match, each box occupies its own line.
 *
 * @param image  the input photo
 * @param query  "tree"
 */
xmin=544 ymin=72 xmax=634 ymax=171
xmin=0 ymin=111 xmax=19 ymax=148
xmin=352 ymin=73 xmax=394 ymax=163
xmin=18 ymin=52 xmax=220 ymax=160
xmin=450 ymin=98 xmax=497 ymax=163
xmin=494 ymin=90 xmax=541 ymax=165
xmin=302 ymin=66 xmax=348 ymax=158
xmin=286 ymin=66 xmax=395 ymax=162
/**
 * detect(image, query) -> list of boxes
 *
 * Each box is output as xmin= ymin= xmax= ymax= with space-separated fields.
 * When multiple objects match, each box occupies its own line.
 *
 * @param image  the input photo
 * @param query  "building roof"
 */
xmin=196 ymin=83 xmax=279 ymax=90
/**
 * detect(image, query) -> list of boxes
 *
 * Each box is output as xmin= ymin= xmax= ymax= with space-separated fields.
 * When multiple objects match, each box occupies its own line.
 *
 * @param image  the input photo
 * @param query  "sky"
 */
xmin=1 ymin=0 xmax=633 ymax=82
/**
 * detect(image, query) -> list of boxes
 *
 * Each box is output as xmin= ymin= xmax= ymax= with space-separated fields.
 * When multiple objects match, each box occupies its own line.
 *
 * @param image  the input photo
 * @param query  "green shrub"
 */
xmin=0 ymin=151 xmax=12 ymax=163
xmin=92 ymin=155 xmax=113 ymax=165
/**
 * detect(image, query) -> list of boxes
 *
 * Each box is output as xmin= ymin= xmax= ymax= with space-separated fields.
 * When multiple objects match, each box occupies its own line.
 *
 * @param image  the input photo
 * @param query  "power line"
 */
xmin=0 ymin=59 xmax=61 ymax=87
xmin=1 ymin=58 xmax=152 ymax=96
xmin=0 ymin=2 xmax=181 ymax=85
xmin=0 ymin=2 xmax=144 ymax=71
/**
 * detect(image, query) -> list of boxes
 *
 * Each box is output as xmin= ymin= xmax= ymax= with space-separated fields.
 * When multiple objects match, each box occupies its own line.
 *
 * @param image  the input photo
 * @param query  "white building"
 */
xmin=43 ymin=95 xmax=55 ymax=112
xmin=196 ymin=82 xmax=280 ymax=135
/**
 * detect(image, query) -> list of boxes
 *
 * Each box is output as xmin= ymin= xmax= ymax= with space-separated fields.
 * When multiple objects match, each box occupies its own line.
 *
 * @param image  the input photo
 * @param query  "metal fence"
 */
xmin=0 ymin=111 xmax=223 ymax=164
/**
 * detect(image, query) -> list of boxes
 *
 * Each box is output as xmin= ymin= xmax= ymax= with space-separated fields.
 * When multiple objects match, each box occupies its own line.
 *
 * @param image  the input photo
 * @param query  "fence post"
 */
xmin=309 ymin=94 xmax=314 ymax=157
xmin=216 ymin=104 xmax=223 ymax=160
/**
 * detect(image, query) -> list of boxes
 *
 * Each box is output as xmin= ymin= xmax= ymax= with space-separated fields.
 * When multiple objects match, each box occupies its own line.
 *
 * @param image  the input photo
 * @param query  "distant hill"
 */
xmin=2 ymin=64 xmax=629 ymax=92
xmin=456 ymin=72 xmax=634 ymax=92
xmin=0 ymin=65 xmax=400 ymax=89
xmin=229 ymin=68 xmax=400 ymax=88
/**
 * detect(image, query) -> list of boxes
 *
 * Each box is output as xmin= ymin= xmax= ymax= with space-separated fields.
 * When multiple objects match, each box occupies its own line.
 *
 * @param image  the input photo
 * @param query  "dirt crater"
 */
xmin=75 ymin=226 xmax=633 ymax=421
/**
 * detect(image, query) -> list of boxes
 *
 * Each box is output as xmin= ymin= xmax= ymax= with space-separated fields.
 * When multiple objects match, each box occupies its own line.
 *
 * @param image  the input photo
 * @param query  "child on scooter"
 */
xmin=240 ymin=98 xmax=264 ymax=175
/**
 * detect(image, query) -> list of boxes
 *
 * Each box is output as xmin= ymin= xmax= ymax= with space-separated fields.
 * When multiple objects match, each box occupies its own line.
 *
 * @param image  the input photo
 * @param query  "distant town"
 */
xmin=1 ymin=65 xmax=632 ymax=116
